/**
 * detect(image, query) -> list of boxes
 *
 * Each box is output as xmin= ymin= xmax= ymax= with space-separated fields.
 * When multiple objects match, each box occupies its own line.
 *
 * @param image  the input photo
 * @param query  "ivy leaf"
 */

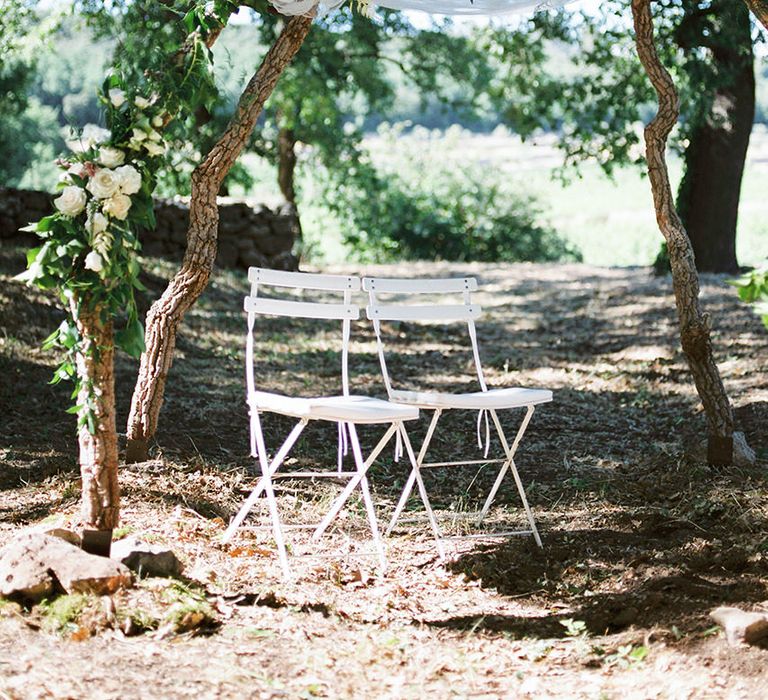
xmin=115 ymin=317 xmax=146 ymax=358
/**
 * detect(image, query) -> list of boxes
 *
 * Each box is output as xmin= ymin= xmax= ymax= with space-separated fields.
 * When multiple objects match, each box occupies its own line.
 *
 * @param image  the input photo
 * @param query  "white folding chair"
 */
xmin=222 ymin=268 xmax=421 ymax=578
xmin=363 ymin=276 xmax=553 ymax=551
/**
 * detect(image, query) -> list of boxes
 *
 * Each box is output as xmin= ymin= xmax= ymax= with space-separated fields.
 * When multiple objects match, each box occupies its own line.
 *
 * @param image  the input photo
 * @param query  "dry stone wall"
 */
xmin=0 ymin=187 xmax=299 ymax=270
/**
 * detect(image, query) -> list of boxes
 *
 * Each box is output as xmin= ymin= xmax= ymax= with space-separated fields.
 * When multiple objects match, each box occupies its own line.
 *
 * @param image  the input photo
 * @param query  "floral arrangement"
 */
xmin=18 ymin=76 xmax=168 ymax=429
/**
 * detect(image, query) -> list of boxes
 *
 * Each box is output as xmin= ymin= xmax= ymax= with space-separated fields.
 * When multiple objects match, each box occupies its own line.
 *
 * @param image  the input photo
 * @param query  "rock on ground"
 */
xmin=110 ymin=537 xmax=183 ymax=578
xmin=710 ymin=606 xmax=768 ymax=646
xmin=0 ymin=532 xmax=132 ymax=604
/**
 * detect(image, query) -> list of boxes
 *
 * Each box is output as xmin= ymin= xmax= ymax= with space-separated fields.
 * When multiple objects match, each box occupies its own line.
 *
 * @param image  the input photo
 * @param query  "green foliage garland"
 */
xmin=16 ymin=77 xmax=169 ymax=430
xmin=16 ymin=0 xmax=239 ymax=434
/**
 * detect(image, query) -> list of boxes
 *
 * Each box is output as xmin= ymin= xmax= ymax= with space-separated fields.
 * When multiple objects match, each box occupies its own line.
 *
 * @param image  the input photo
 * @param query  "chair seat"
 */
xmin=389 ymin=387 xmax=553 ymax=410
xmin=250 ymin=391 xmax=419 ymax=423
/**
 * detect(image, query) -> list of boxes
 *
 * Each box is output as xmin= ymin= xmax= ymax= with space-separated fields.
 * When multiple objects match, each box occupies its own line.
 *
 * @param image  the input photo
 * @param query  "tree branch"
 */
xmin=744 ymin=0 xmax=768 ymax=30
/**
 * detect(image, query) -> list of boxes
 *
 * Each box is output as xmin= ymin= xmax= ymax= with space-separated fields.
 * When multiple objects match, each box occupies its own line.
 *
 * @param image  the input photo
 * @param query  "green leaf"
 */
xmin=36 ymin=216 xmax=57 ymax=232
xmin=115 ymin=318 xmax=146 ymax=358
xmin=25 ymin=247 xmax=41 ymax=265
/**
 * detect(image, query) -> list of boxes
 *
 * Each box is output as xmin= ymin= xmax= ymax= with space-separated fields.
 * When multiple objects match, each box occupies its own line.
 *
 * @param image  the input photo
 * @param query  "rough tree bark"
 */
xmin=71 ymin=298 xmax=120 ymax=530
xmin=631 ymin=0 xmax=737 ymax=463
xmin=277 ymin=125 xmax=298 ymax=204
xmin=744 ymin=0 xmax=768 ymax=28
xmin=125 ymin=15 xmax=314 ymax=463
xmin=676 ymin=1 xmax=755 ymax=274
xmin=277 ymin=123 xmax=304 ymax=245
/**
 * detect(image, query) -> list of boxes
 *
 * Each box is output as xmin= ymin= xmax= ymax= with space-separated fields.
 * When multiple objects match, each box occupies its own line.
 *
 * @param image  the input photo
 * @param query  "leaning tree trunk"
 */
xmin=631 ymin=0 xmax=737 ymax=463
xmin=676 ymin=2 xmax=755 ymax=274
xmin=744 ymin=0 xmax=768 ymax=29
xmin=125 ymin=15 xmax=313 ymax=463
xmin=71 ymin=298 xmax=120 ymax=530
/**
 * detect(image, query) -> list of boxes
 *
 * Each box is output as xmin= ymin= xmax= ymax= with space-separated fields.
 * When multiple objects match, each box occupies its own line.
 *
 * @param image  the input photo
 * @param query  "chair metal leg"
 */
xmin=480 ymin=406 xmax=542 ymax=547
xmin=312 ymin=422 xmax=398 ymax=541
xmin=222 ymin=419 xmax=308 ymax=546
xmin=386 ymin=409 xmax=441 ymax=535
xmin=397 ymin=424 xmax=446 ymax=559
xmin=252 ymin=413 xmax=304 ymax=577
xmin=346 ymin=423 xmax=387 ymax=571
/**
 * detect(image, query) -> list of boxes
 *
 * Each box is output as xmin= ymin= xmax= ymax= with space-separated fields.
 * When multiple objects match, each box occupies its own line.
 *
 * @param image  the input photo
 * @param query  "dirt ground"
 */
xmin=1 ymin=246 xmax=767 ymax=699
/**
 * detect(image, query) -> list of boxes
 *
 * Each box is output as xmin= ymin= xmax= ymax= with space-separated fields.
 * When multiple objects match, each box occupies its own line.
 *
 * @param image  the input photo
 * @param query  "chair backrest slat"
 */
xmin=367 ymin=303 xmax=481 ymax=322
xmin=245 ymin=296 xmax=359 ymax=320
xmin=363 ymin=275 xmax=486 ymax=397
xmin=249 ymin=267 xmax=360 ymax=292
xmin=363 ymin=277 xmax=477 ymax=294
xmin=244 ymin=267 xmax=360 ymax=398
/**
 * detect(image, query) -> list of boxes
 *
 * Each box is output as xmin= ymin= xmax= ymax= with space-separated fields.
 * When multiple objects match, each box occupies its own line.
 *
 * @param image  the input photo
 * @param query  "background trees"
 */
xmin=482 ymin=0 xmax=763 ymax=273
xmin=0 ymin=1 xmax=64 ymax=187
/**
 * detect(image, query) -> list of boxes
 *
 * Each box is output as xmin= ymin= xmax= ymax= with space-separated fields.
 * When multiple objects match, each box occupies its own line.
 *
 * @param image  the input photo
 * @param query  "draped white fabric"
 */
xmin=370 ymin=0 xmax=560 ymax=16
xmin=269 ymin=0 xmax=567 ymax=17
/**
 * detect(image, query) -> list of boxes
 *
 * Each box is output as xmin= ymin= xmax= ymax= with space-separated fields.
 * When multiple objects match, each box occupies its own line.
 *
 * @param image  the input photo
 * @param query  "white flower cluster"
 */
xmin=50 ymin=88 xmax=167 ymax=277
xmin=110 ymin=89 xmax=167 ymax=158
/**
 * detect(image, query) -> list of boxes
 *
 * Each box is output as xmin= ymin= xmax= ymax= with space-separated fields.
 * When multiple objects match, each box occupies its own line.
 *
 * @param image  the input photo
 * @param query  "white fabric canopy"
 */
xmin=367 ymin=0 xmax=559 ymax=15
xmin=269 ymin=0 xmax=566 ymax=17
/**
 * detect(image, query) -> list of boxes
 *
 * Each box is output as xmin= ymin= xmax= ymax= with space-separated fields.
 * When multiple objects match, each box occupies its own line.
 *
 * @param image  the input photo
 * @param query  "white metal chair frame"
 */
xmin=222 ymin=268 xmax=431 ymax=578
xmin=363 ymin=276 xmax=553 ymax=551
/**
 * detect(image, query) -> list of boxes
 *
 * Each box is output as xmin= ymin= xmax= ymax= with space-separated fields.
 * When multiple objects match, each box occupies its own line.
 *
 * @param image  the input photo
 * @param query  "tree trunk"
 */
xmin=631 ymin=0 xmax=736 ymax=463
xmin=277 ymin=126 xmax=298 ymax=204
xmin=676 ymin=3 xmax=755 ymax=274
xmin=125 ymin=15 xmax=313 ymax=463
xmin=744 ymin=0 xmax=768 ymax=29
xmin=277 ymin=124 xmax=304 ymax=246
xmin=71 ymin=298 xmax=120 ymax=529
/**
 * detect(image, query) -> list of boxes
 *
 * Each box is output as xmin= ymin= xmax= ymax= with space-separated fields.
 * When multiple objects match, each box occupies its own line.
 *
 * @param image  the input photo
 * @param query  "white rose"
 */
xmin=84 ymin=251 xmax=104 ymax=273
xmin=87 ymin=168 xmax=120 ymax=199
xmin=102 ymin=193 xmax=132 ymax=220
xmin=109 ymin=89 xmax=126 ymax=108
xmin=86 ymin=212 xmax=109 ymax=235
xmin=81 ymin=124 xmax=111 ymax=147
xmin=134 ymin=96 xmax=151 ymax=109
xmin=98 ymin=147 xmax=125 ymax=168
xmin=114 ymin=165 xmax=142 ymax=195
xmin=144 ymin=141 xmax=166 ymax=157
xmin=131 ymin=128 xmax=147 ymax=142
xmin=152 ymin=115 xmax=164 ymax=128
xmin=53 ymin=186 xmax=87 ymax=217
xmin=146 ymin=129 xmax=162 ymax=142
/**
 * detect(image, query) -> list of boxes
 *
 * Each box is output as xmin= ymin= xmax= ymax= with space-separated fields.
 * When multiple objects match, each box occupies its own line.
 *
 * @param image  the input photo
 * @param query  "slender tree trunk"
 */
xmin=125 ymin=15 xmax=313 ymax=463
xmin=71 ymin=298 xmax=120 ymax=530
xmin=744 ymin=0 xmax=768 ymax=29
xmin=676 ymin=3 xmax=755 ymax=273
xmin=277 ymin=126 xmax=298 ymax=204
xmin=277 ymin=124 xmax=304 ymax=245
xmin=631 ymin=0 xmax=737 ymax=463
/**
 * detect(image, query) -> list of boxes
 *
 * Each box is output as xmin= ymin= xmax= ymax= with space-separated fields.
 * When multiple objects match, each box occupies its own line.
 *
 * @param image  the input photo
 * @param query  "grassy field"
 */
xmin=241 ymin=125 xmax=768 ymax=268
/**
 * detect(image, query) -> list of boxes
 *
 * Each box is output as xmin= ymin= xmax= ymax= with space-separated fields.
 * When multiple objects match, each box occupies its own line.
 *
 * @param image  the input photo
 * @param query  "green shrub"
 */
xmin=731 ymin=264 xmax=768 ymax=329
xmin=323 ymin=125 xmax=581 ymax=264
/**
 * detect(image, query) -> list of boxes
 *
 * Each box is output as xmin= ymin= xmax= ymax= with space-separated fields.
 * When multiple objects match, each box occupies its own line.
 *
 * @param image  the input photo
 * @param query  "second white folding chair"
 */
xmin=363 ymin=275 xmax=553 ymax=551
xmin=222 ymin=268 xmax=425 ymax=579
